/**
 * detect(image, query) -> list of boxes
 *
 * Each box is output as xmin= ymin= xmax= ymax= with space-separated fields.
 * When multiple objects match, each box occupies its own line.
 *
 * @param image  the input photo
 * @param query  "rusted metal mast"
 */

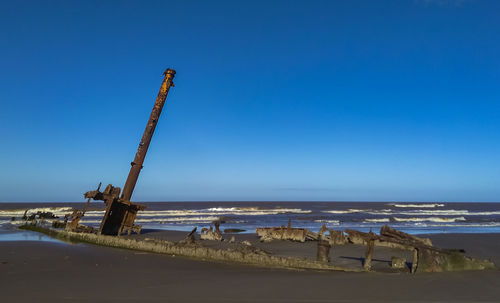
xmin=83 ymin=68 xmax=176 ymax=236
xmin=121 ymin=68 xmax=176 ymax=201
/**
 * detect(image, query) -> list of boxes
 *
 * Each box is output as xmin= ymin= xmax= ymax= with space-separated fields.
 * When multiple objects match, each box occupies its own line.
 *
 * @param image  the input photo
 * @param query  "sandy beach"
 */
xmin=3 ymin=0 xmax=500 ymax=302
xmin=1 ymin=230 xmax=499 ymax=302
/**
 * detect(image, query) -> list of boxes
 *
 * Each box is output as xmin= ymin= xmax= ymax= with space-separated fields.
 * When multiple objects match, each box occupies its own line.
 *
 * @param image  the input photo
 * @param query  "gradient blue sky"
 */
xmin=1 ymin=0 xmax=499 ymax=202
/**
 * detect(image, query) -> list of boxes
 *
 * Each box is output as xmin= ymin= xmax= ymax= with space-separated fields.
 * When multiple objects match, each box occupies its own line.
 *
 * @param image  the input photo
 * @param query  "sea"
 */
xmin=1 ymin=201 xmax=499 ymax=235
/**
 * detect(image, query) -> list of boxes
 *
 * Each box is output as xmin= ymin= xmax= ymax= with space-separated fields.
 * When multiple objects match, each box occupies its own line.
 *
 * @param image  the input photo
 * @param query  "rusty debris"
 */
xmin=79 ymin=68 xmax=176 ymax=236
xmin=65 ymin=183 xmax=102 ymax=232
xmin=256 ymin=219 xmax=318 ymax=242
xmin=328 ymin=230 xmax=348 ymax=245
xmin=22 ymin=209 xmax=495 ymax=273
xmin=252 ymin=222 xmax=495 ymax=273
xmin=200 ymin=221 xmax=223 ymax=241
xmin=180 ymin=227 xmax=197 ymax=244
xmin=341 ymin=225 xmax=495 ymax=272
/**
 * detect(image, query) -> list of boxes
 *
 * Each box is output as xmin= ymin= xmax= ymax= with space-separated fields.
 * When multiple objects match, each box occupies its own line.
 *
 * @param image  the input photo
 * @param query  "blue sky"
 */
xmin=0 ymin=0 xmax=499 ymax=202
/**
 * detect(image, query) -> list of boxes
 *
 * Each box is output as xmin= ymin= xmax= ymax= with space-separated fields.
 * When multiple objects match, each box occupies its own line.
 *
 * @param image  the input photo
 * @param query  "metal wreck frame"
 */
xmin=83 ymin=68 xmax=176 ymax=236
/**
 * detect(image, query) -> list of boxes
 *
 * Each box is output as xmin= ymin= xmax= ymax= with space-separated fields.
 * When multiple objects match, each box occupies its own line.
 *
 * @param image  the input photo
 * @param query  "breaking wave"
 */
xmin=364 ymin=218 xmax=391 ymax=223
xmin=78 ymin=216 xmax=224 ymax=225
xmin=394 ymin=210 xmax=500 ymax=216
xmin=392 ymin=217 xmax=466 ymax=223
xmin=138 ymin=216 xmax=221 ymax=224
xmin=414 ymin=222 xmax=500 ymax=228
xmin=204 ymin=207 xmax=311 ymax=215
xmin=81 ymin=210 xmax=105 ymax=217
xmin=135 ymin=208 xmax=311 ymax=217
xmin=1 ymin=202 xmax=499 ymax=234
xmin=389 ymin=203 xmax=445 ymax=208
xmin=323 ymin=208 xmax=500 ymax=216
xmin=0 ymin=207 xmax=74 ymax=217
xmin=322 ymin=209 xmax=365 ymax=214
xmin=313 ymin=219 xmax=340 ymax=225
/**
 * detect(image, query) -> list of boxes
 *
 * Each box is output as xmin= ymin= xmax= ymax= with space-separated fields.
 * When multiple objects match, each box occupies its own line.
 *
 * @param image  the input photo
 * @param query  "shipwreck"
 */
xmin=18 ymin=68 xmax=498 ymax=274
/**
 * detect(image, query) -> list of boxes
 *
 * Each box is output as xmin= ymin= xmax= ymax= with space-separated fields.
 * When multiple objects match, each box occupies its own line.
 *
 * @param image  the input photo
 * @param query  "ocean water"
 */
xmin=1 ymin=202 xmax=499 ymax=235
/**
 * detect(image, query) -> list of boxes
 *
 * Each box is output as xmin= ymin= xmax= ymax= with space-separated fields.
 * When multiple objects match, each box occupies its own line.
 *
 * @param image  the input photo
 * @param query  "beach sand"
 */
xmin=1 ymin=231 xmax=499 ymax=302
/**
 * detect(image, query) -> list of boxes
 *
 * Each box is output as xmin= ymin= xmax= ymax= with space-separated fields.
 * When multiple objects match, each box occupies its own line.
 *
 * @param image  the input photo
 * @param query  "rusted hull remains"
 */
xmin=100 ymin=200 xmax=145 ymax=236
xmin=21 ymin=224 xmax=361 ymax=273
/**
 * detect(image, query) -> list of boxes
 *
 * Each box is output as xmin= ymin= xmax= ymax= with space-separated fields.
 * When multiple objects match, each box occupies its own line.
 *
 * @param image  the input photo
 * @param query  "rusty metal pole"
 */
xmin=120 ymin=68 xmax=176 ymax=201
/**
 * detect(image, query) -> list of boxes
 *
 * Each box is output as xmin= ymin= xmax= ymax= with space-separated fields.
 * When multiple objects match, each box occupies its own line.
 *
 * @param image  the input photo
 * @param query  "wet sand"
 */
xmin=1 ymin=232 xmax=499 ymax=302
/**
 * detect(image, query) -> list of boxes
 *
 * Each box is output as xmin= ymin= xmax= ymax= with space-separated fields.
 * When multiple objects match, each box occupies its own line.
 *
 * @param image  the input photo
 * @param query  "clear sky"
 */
xmin=0 ymin=0 xmax=499 ymax=202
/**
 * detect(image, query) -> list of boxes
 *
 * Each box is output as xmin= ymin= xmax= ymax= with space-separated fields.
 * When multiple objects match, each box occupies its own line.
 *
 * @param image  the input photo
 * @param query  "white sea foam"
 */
xmin=1 ymin=207 xmax=311 ymax=220
xmin=390 ymin=203 xmax=445 ymax=208
xmin=80 ymin=216 xmax=223 ymax=224
xmin=321 ymin=208 xmax=492 ymax=216
xmin=403 ymin=210 xmax=500 ymax=216
xmin=392 ymin=216 xmax=466 ymax=223
xmin=136 ymin=208 xmax=311 ymax=217
xmin=206 ymin=207 xmax=266 ymax=212
xmin=80 ymin=210 xmax=105 ymax=217
xmin=78 ymin=219 xmax=102 ymax=224
xmin=363 ymin=218 xmax=391 ymax=223
xmin=364 ymin=209 xmax=395 ymax=215
xmin=136 ymin=210 xmax=202 ymax=217
xmin=137 ymin=216 xmax=221 ymax=223
xmin=207 ymin=207 xmax=239 ymax=212
xmin=313 ymin=219 xmax=340 ymax=225
xmin=364 ymin=209 xmax=500 ymax=216
xmin=0 ymin=220 xmax=26 ymax=226
xmin=0 ymin=207 xmax=74 ymax=217
xmin=322 ymin=209 xmax=365 ymax=214
xmin=80 ymin=218 xmax=250 ymax=225
xmin=414 ymin=222 xmax=500 ymax=228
